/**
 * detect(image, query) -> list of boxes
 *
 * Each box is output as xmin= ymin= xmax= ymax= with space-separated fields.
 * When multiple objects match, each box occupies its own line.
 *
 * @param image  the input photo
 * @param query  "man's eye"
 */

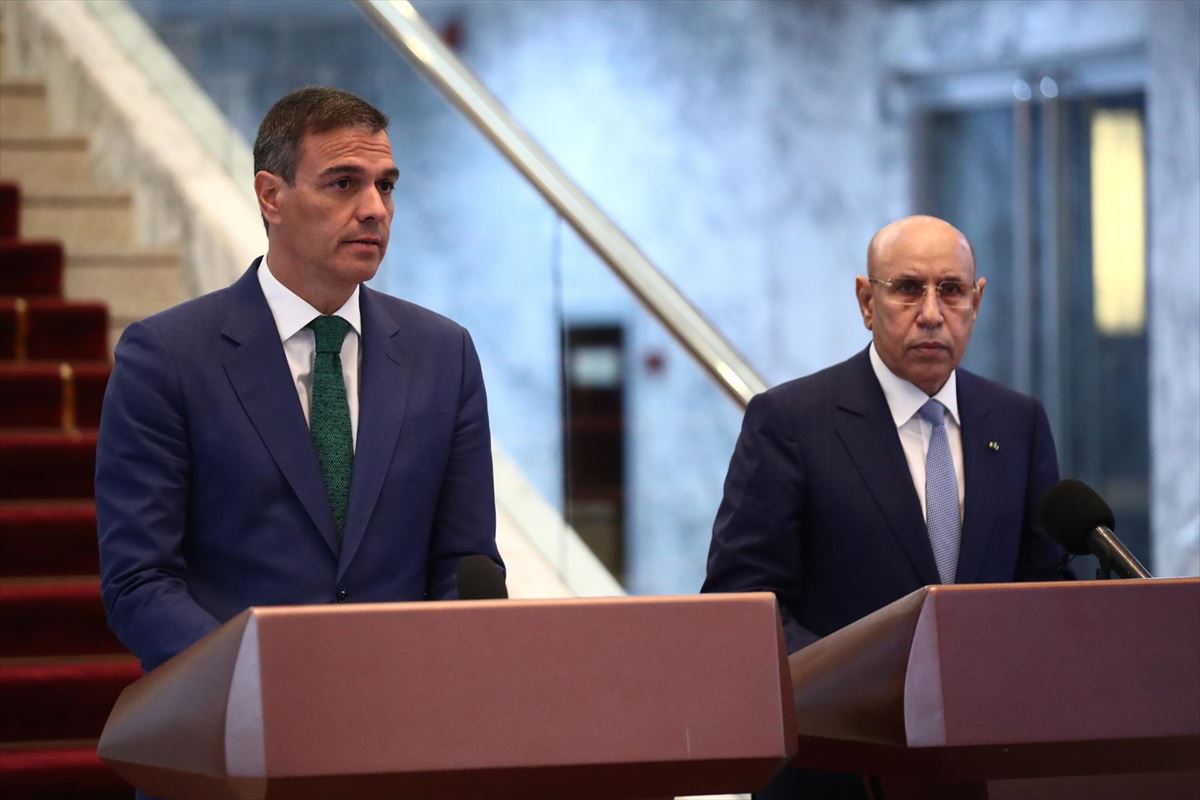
xmin=378 ymin=180 xmax=395 ymax=194
xmin=939 ymin=282 xmax=967 ymax=298
xmin=893 ymin=280 xmax=924 ymax=297
xmin=333 ymin=178 xmax=352 ymax=190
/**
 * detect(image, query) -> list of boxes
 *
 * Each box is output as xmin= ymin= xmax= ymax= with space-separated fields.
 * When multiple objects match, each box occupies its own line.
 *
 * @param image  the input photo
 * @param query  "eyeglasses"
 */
xmin=868 ymin=277 xmax=978 ymax=309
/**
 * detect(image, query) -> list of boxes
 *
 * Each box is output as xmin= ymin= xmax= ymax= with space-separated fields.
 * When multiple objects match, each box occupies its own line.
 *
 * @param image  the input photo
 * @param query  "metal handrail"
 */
xmin=356 ymin=0 xmax=767 ymax=407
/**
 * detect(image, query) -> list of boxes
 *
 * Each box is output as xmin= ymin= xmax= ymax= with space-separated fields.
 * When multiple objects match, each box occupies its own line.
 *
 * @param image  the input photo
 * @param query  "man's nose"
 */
xmin=917 ymin=284 xmax=944 ymax=325
xmin=358 ymin=188 xmax=388 ymax=221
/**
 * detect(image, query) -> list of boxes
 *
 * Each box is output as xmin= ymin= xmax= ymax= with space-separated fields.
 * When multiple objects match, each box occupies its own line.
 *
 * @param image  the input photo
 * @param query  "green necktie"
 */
xmin=306 ymin=315 xmax=353 ymax=539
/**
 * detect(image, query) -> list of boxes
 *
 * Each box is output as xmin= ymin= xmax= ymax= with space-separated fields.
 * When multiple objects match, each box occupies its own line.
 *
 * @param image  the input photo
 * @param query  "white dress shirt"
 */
xmin=868 ymin=343 xmax=965 ymax=521
xmin=257 ymin=256 xmax=361 ymax=450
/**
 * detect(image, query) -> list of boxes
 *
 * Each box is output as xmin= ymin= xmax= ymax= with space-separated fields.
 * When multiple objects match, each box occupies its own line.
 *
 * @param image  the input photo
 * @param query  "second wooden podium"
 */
xmin=787 ymin=578 xmax=1200 ymax=799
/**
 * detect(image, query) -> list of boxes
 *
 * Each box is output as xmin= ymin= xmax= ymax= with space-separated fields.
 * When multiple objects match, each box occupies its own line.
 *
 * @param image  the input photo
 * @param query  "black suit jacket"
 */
xmin=97 ymin=261 xmax=502 ymax=672
xmin=703 ymin=346 xmax=1066 ymax=652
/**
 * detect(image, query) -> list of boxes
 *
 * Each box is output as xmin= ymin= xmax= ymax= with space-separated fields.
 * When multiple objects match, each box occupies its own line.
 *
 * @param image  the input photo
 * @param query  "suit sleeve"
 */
xmin=702 ymin=391 xmax=819 ymax=652
xmin=1015 ymin=399 xmax=1072 ymax=580
xmin=424 ymin=329 xmax=503 ymax=598
xmin=96 ymin=321 xmax=221 ymax=670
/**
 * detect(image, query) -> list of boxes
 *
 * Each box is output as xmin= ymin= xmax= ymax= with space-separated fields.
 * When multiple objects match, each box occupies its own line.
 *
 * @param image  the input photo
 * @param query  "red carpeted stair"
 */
xmin=0 ymin=238 xmax=63 ymax=296
xmin=0 ymin=181 xmax=135 ymax=799
xmin=0 ymin=503 xmax=100 ymax=577
xmin=0 ymin=362 xmax=110 ymax=429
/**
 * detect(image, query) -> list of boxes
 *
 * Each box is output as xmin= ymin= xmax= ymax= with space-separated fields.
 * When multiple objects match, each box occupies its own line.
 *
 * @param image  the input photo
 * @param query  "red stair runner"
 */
xmin=0 ymin=182 xmax=17 ymax=237
xmin=0 ymin=656 xmax=142 ymax=741
xmin=0 ymin=431 xmax=99 ymax=500
xmin=0 ymin=361 xmax=110 ymax=429
xmin=0 ymin=239 xmax=65 ymax=296
xmin=0 ymin=297 xmax=109 ymax=361
xmin=0 ymin=742 xmax=132 ymax=800
xmin=0 ymin=181 xmax=135 ymax=798
xmin=0 ymin=579 xmax=124 ymax=657
xmin=0 ymin=503 xmax=100 ymax=577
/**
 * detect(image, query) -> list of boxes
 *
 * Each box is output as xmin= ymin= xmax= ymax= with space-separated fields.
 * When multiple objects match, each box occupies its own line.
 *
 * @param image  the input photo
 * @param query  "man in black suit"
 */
xmin=97 ymin=87 xmax=502 ymax=675
xmin=703 ymin=215 xmax=1067 ymax=797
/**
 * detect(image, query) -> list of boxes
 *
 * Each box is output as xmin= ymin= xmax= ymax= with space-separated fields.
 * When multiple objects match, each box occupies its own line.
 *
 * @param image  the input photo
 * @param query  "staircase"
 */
xmin=0 ymin=183 xmax=136 ymax=797
xmin=1 ymin=25 xmax=183 ymax=799
xmin=0 ymin=83 xmax=183 ymax=350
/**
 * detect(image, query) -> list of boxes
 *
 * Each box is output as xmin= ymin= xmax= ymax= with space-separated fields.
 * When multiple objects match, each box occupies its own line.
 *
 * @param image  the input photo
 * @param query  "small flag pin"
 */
xmin=987 ymin=441 xmax=1000 ymax=452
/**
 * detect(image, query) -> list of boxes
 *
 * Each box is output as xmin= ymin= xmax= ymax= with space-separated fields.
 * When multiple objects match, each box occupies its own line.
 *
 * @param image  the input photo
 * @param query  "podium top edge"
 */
xmin=922 ymin=577 xmax=1199 ymax=596
xmin=246 ymin=591 xmax=778 ymax=619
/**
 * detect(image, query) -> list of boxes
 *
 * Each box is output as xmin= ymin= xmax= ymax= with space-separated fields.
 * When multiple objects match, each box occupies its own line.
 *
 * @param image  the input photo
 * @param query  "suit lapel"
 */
xmin=954 ymin=371 xmax=998 ymax=583
xmin=221 ymin=261 xmax=339 ymax=555
xmin=834 ymin=350 xmax=942 ymax=586
xmin=337 ymin=288 xmax=414 ymax=578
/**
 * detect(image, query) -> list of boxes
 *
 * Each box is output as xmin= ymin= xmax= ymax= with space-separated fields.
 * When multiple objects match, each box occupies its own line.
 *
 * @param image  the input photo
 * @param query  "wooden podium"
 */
xmin=98 ymin=594 xmax=796 ymax=800
xmin=787 ymin=578 xmax=1200 ymax=799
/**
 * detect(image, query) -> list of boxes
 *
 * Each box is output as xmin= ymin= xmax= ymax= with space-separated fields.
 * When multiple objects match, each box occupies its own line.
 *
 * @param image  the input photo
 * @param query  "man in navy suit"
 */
xmin=97 ymin=87 xmax=501 ymax=673
xmin=702 ymin=215 xmax=1067 ymax=798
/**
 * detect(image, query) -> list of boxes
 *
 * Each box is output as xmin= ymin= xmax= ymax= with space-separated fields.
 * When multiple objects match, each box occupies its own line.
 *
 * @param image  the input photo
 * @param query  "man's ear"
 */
xmin=255 ymin=171 xmax=285 ymax=228
xmin=855 ymin=275 xmax=874 ymax=330
xmin=972 ymin=276 xmax=987 ymax=321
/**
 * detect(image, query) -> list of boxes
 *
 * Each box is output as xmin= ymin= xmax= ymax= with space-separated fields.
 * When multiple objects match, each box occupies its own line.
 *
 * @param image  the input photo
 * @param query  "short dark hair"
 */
xmin=253 ymin=86 xmax=389 ymax=185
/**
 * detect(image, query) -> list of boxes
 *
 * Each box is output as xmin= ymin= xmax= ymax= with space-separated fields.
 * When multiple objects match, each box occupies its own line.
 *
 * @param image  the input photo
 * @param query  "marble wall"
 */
xmin=407 ymin=0 xmax=903 ymax=593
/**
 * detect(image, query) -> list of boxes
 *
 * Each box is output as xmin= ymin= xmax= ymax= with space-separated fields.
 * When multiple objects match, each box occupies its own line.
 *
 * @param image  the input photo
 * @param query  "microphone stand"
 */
xmin=1087 ymin=527 xmax=1152 ymax=580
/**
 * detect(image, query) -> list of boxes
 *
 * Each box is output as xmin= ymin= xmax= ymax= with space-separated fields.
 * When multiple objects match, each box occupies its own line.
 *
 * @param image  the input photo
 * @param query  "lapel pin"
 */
xmin=987 ymin=441 xmax=1000 ymax=452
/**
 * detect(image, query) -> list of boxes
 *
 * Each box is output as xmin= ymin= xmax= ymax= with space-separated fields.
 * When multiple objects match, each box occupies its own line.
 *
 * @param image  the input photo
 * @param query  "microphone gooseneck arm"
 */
xmin=1087 ymin=526 xmax=1152 ymax=580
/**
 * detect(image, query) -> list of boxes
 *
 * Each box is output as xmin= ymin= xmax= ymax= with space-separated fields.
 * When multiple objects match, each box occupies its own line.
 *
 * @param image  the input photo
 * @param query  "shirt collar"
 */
xmin=868 ymin=342 xmax=960 ymax=428
xmin=258 ymin=255 xmax=362 ymax=342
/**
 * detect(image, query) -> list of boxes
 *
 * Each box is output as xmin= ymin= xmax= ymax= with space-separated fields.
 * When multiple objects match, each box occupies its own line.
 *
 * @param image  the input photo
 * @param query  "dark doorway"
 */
xmin=562 ymin=324 xmax=626 ymax=580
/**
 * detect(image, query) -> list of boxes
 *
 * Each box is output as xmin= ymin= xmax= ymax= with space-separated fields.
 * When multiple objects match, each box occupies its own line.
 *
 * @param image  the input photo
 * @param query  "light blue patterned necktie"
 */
xmin=919 ymin=399 xmax=960 ymax=584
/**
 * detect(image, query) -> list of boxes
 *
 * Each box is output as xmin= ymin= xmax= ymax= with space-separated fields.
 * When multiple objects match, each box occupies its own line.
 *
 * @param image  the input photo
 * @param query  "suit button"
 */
xmin=335 ymin=588 xmax=349 ymax=603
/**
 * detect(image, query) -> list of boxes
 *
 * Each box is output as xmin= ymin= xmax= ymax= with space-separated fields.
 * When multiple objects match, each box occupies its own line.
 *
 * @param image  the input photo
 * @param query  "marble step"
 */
xmin=0 ymin=136 xmax=92 ymax=185
xmin=17 ymin=187 xmax=134 ymax=250
xmin=0 ymin=81 xmax=49 ymax=136
xmin=65 ymin=247 xmax=184 ymax=322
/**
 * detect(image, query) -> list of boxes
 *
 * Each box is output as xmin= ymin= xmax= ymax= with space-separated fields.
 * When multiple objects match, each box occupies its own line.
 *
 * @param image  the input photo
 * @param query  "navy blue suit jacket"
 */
xmin=97 ymin=261 xmax=501 ymax=671
xmin=703 ymin=347 xmax=1066 ymax=654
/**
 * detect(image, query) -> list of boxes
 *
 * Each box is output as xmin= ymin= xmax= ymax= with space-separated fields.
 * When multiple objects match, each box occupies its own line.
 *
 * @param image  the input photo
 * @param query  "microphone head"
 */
xmin=456 ymin=554 xmax=508 ymax=600
xmin=1037 ymin=479 xmax=1116 ymax=555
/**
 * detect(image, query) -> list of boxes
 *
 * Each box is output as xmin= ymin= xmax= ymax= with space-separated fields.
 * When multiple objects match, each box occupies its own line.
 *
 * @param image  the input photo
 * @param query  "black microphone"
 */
xmin=1038 ymin=479 xmax=1151 ymax=579
xmin=456 ymin=554 xmax=508 ymax=600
